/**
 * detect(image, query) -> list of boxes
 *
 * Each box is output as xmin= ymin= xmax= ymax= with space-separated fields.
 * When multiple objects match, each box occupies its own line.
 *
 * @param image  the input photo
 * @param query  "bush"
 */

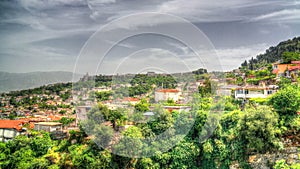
xmin=269 ymin=85 xmax=300 ymax=116
xmin=238 ymin=106 xmax=281 ymax=153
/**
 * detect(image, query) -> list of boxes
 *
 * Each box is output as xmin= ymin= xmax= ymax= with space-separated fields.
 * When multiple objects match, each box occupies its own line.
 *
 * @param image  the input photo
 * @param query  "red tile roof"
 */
xmin=288 ymin=65 xmax=300 ymax=71
xmin=156 ymin=89 xmax=180 ymax=93
xmin=123 ymin=97 xmax=140 ymax=102
xmin=272 ymin=69 xmax=279 ymax=74
xmin=291 ymin=61 xmax=300 ymax=64
xmin=0 ymin=120 xmax=25 ymax=131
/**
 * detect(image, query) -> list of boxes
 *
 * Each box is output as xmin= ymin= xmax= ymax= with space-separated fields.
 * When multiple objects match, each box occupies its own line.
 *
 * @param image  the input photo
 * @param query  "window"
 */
xmin=245 ymin=90 xmax=249 ymax=94
xmin=237 ymin=90 xmax=243 ymax=94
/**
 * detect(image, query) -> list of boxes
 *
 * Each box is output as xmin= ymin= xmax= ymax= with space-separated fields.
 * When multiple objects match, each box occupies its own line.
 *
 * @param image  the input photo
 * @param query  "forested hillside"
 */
xmin=242 ymin=37 xmax=300 ymax=70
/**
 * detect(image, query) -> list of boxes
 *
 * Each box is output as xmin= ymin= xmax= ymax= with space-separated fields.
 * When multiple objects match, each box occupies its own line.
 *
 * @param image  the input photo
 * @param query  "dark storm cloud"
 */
xmin=0 ymin=0 xmax=300 ymax=73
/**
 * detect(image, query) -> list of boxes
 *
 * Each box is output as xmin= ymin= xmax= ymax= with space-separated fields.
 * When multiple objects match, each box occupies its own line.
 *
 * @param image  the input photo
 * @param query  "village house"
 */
xmin=34 ymin=122 xmax=67 ymax=140
xmin=216 ymin=85 xmax=239 ymax=96
xmin=272 ymin=60 xmax=300 ymax=78
xmin=0 ymin=120 xmax=26 ymax=142
xmin=154 ymin=89 xmax=182 ymax=102
xmin=34 ymin=122 xmax=63 ymax=133
xmin=162 ymin=105 xmax=191 ymax=113
xmin=234 ymin=85 xmax=278 ymax=99
xmin=121 ymin=97 xmax=140 ymax=105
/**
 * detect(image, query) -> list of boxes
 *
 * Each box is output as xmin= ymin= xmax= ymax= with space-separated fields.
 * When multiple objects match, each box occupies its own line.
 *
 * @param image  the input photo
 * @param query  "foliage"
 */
xmin=3 ymin=60 xmax=300 ymax=169
xmin=95 ymin=91 xmax=112 ymax=101
xmin=134 ymin=99 xmax=150 ymax=112
xmin=269 ymin=85 xmax=300 ymax=116
xmin=241 ymin=37 xmax=300 ymax=68
xmin=59 ymin=117 xmax=75 ymax=127
xmin=282 ymin=52 xmax=300 ymax=64
xmin=238 ymin=106 xmax=281 ymax=153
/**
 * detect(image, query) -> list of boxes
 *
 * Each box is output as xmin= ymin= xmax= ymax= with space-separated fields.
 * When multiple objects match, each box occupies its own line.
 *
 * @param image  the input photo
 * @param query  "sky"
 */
xmin=0 ymin=0 xmax=300 ymax=74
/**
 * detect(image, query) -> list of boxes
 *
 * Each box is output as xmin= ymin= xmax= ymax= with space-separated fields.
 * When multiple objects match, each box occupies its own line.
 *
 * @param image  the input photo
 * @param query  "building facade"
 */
xmin=234 ymin=86 xmax=278 ymax=99
xmin=34 ymin=122 xmax=63 ymax=132
xmin=0 ymin=120 xmax=25 ymax=142
xmin=154 ymin=89 xmax=182 ymax=102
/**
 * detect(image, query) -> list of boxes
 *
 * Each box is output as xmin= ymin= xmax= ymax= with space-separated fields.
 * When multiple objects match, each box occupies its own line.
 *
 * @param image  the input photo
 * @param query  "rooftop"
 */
xmin=123 ymin=97 xmax=140 ymax=102
xmin=156 ymin=89 xmax=180 ymax=93
xmin=34 ymin=122 xmax=62 ymax=126
xmin=0 ymin=120 xmax=25 ymax=131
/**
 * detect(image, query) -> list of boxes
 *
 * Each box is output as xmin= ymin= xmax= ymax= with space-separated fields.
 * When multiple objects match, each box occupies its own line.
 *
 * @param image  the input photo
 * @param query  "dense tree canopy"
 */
xmin=269 ymin=85 xmax=300 ymax=116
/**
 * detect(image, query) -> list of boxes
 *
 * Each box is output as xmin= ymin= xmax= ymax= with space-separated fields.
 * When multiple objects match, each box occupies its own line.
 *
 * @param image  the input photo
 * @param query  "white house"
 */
xmin=0 ymin=120 xmax=26 ymax=142
xmin=154 ymin=89 xmax=182 ymax=102
xmin=34 ymin=122 xmax=63 ymax=133
xmin=234 ymin=85 xmax=278 ymax=99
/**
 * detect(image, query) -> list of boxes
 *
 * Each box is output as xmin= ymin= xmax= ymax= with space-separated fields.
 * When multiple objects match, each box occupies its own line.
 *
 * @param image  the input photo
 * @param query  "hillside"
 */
xmin=242 ymin=37 xmax=300 ymax=69
xmin=0 ymin=71 xmax=82 ymax=93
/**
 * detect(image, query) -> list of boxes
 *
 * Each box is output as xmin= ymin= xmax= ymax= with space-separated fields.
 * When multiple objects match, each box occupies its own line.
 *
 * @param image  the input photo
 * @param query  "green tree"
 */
xmin=114 ymin=126 xmax=143 ymax=157
xmin=238 ymin=106 xmax=281 ymax=153
xmin=269 ymin=85 xmax=300 ymax=116
xmin=134 ymin=98 xmax=150 ymax=112
xmin=59 ymin=117 xmax=75 ymax=128
xmin=94 ymin=124 xmax=114 ymax=148
xmin=109 ymin=108 xmax=127 ymax=130
xmin=95 ymin=91 xmax=111 ymax=101
xmin=282 ymin=52 xmax=300 ymax=63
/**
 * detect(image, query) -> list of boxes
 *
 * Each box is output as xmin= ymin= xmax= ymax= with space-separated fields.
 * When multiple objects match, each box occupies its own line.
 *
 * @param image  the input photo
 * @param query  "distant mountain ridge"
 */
xmin=0 ymin=71 xmax=82 ymax=93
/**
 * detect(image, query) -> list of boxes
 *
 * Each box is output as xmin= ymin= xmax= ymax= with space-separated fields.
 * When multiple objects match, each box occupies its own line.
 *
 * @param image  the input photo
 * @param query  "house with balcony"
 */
xmin=234 ymin=85 xmax=278 ymax=99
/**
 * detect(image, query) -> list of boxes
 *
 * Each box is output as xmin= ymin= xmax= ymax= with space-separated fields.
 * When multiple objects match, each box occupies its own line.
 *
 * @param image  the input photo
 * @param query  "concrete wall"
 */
xmin=155 ymin=92 xmax=181 ymax=102
xmin=0 ymin=128 xmax=20 ymax=142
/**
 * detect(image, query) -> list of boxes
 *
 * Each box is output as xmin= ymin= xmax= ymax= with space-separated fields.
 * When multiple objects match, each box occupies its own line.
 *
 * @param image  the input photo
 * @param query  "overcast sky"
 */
xmin=0 ymin=0 xmax=300 ymax=74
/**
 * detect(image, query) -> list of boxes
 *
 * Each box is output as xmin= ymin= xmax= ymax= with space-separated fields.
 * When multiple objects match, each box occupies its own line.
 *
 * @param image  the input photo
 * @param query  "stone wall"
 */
xmin=248 ymin=147 xmax=300 ymax=169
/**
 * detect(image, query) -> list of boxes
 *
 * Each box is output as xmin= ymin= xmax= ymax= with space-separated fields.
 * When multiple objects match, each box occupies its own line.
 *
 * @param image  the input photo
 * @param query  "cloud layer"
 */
xmin=0 ymin=0 xmax=300 ymax=73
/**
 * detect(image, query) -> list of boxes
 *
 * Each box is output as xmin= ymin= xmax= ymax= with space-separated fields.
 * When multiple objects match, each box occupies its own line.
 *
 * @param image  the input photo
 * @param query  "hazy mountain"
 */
xmin=0 ymin=71 xmax=82 ymax=93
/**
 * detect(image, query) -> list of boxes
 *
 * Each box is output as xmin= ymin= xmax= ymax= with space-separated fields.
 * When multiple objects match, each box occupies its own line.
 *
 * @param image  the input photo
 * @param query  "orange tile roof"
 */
xmin=156 ymin=89 xmax=180 ymax=93
xmin=123 ymin=97 xmax=140 ymax=102
xmin=48 ymin=115 xmax=62 ymax=121
xmin=29 ymin=123 xmax=35 ymax=129
xmin=288 ymin=65 xmax=300 ymax=71
xmin=0 ymin=120 xmax=25 ymax=131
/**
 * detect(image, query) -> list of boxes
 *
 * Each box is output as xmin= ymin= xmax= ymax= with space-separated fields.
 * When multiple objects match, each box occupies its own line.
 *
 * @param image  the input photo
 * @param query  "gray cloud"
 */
xmin=250 ymin=9 xmax=300 ymax=23
xmin=0 ymin=0 xmax=300 ymax=73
